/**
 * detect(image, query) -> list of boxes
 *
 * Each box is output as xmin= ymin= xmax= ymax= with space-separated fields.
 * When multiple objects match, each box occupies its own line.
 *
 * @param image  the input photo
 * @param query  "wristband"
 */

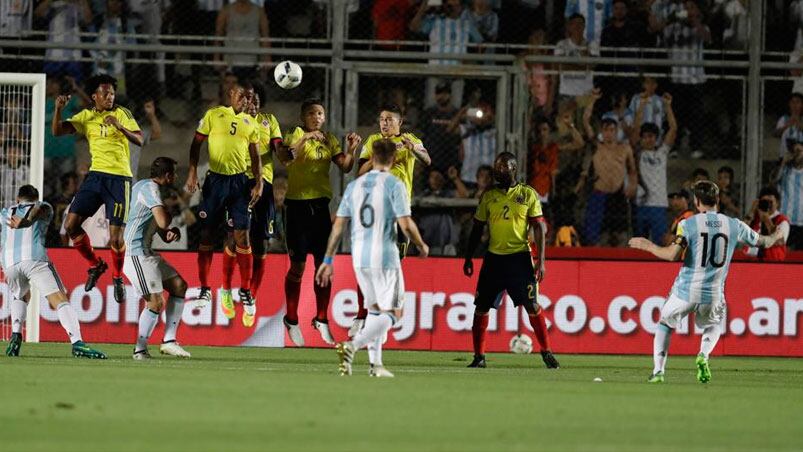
xmin=323 ymin=256 xmax=334 ymax=265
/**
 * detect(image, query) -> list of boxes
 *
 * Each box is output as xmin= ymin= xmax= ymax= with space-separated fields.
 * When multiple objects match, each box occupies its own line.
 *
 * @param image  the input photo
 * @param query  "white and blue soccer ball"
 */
xmin=509 ymin=334 xmax=533 ymax=354
xmin=274 ymin=60 xmax=303 ymax=89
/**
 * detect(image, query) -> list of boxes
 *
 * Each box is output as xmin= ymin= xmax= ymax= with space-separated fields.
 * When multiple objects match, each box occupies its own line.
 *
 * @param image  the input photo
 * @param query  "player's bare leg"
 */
xmin=311 ymin=257 xmax=334 ymax=345
xmin=65 ymin=212 xmax=107 ymax=292
xmin=108 ymin=225 xmax=127 ymax=303
xmin=283 ymin=261 xmax=305 ymax=346
xmin=468 ymin=309 xmax=489 ymax=368
xmin=159 ymin=275 xmax=191 ymax=358
xmin=523 ymin=302 xmax=559 ymax=369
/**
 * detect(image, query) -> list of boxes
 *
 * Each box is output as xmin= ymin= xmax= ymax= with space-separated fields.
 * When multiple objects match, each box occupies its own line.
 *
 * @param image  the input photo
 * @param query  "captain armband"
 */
xmin=671 ymin=236 xmax=688 ymax=249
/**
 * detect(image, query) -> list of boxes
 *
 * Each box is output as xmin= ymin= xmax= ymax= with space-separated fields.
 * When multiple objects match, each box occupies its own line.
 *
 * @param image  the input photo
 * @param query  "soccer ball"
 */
xmin=509 ymin=334 xmax=533 ymax=354
xmin=274 ymin=60 xmax=303 ymax=89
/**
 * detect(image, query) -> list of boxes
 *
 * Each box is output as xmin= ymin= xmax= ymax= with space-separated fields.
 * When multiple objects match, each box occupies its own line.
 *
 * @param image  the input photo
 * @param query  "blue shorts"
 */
xmin=71 ymin=171 xmax=131 ymax=226
xmin=249 ymin=179 xmax=275 ymax=241
xmin=199 ymin=171 xmax=250 ymax=230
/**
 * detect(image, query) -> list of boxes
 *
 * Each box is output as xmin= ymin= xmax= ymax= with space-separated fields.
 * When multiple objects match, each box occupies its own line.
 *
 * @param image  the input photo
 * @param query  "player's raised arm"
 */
xmin=628 ymin=236 xmax=684 ymax=262
xmin=104 ymin=114 xmax=144 ymax=147
xmin=333 ymin=133 xmax=362 ymax=173
xmin=51 ymin=95 xmax=76 ymax=136
xmin=402 ymin=133 xmax=431 ymax=166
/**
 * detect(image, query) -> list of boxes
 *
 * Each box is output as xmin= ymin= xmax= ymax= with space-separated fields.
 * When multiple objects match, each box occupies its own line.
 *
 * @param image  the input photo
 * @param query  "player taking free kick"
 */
xmin=2 ymin=186 xmax=106 ymax=359
xmin=316 ymin=138 xmax=429 ymax=377
xmin=52 ymin=74 xmax=144 ymax=303
xmin=629 ymin=180 xmax=784 ymax=384
xmin=463 ymin=152 xmax=559 ymax=369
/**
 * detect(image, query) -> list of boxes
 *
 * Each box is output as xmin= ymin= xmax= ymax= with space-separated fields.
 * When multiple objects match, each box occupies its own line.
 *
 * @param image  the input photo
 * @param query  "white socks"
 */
xmin=353 ymin=311 xmax=394 ymax=357
xmin=56 ymin=302 xmax=83 ymax=344
xmin=163 ymin=297 xmax=185 ymax=343
xmin=136 ymin=309 xmax=159 ymax=353
xmin=367 ymin=337 xmax=383 ymax=366
xmin=699 ymin=325 xmax=721 ymax=359
xmin=653 ymin=323 xmax=672 ymax=374
xmin=10 ymin=298 xmax=26 ymax=334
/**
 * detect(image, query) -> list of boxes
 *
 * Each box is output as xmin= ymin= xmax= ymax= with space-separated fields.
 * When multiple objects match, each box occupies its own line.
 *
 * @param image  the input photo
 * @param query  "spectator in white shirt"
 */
xmin=632 ymin=92 xmax=677 ymax=244
xmin=555 ymin=14 xmax=600 ymax=105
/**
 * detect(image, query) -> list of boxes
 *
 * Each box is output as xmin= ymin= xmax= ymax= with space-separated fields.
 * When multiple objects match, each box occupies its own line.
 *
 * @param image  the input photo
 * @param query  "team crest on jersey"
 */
xmin=261 ymin=120 xmax=269 ymax=127
xmin=243 ymin=118 xmax=250 ymax=125
xmin=515 ymin=194 xmax=526 ymax=205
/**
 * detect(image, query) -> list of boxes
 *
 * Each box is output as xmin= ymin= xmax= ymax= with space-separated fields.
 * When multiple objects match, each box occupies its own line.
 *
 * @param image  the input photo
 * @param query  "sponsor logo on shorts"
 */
xmin=199 ymin=210 xmax=207 ymax=219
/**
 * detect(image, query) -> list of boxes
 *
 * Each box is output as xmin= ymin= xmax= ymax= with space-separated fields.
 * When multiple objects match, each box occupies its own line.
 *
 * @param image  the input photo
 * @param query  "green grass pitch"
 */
xmin=1 ymin=343 xmax=802 ymax=451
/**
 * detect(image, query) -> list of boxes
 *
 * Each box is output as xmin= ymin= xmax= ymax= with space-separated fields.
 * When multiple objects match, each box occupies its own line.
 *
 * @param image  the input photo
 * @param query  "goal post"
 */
xmin=0 ymin=72 xmax=46 ymax=344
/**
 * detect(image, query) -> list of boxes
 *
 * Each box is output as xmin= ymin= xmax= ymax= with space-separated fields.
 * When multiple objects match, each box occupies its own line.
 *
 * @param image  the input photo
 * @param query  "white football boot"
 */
xmin=283 ymin=316 xmax=305 ymax=347
xmin=369 ymin=365 xmax=394 ymax=378
xmin=313 ymin=318 xmax=335 ymax=345
xmin=348 ymin=318 xmax=364 ymax=338
xmin=160 ymin=342 xmax=191 ymax=358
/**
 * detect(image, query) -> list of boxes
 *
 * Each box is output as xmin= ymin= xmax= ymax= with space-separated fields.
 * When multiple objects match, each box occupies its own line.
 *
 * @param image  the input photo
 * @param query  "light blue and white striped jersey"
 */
xmin=778 ymin=165 xmax=803 ymax=226
xmin=670 ymin=212 xmax=758 ymax=305
xmin=421 ymin=10 xmax=483 ymax=66
xmin=460 ymin=124 xmax=497 ymax=183
xmin=337 ymin=171 xmax=410 ymax=269
xmin=0 ymin=202 xmax=52 ymax=269
xmin=124 ymin=179 xmax=163 ymax=256
xmin=628 ymin=94 xmax=665 ymax=130
xmin=775 ymin=115 xmax=803 ymax=160
xmin=564 ymin=0 xmax=613 ymax=45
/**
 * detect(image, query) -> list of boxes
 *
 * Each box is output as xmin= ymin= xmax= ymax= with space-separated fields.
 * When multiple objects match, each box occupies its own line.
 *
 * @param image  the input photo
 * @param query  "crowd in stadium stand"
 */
xmin=4 ymin=0 xmax=802 ymax=254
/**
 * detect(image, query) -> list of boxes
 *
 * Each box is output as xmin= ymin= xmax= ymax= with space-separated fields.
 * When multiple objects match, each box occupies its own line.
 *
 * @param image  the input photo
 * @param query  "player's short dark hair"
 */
xmin=301 ymin=98 xmax=325 ymax=114
xmin=692 ymin=180 xmax=719 ymax=206
xmin=495 ymin=152 xmax=517 ymax=168
xmin=692 ymin=167 xmax=709 ymax=179
xmin=372 ymin=139 xmax=396 ymax=165
xmin=600 ymin=117 xmax=618 ymax=128
xmin=759 ymin=186 xmax=781 ymax=202
xmin=568 ymin=13 xmax=585 ymax=22
xmin=85 ymin=74 xmax=118 ymax=95
xmin=640 ymin=122 xmax=660 ymax=137
xmin=251 ymin=80 xmax=266 ymax=105
xmin=717 ymin=166 xmax=734 ymax=179
xmin=790 ymin=92 xmax=803 ymax=103
xmin=379 ymin=103 xmax=403 ymax=118
xmin=17 ymin=185 xmax=39 ymax=201
xmin=150 ymin=156 xmax=177 ymax=178
xmin=613 ymin=0 xmax=628 ymax=6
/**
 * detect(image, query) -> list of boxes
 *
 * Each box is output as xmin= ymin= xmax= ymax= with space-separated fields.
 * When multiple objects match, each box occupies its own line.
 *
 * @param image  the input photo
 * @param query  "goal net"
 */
xmin=0 ymin=73 xmax=46 ymax=344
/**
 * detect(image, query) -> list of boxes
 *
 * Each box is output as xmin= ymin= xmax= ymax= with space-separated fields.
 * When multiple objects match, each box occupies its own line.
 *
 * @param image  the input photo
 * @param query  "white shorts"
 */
xmin=661 ymin=293 xmax=726 ymax=330
xmin=4 ymin=260 xmax=66 ymax=300
xmin=354 ymin=267 xmax=405 ymax=312
xmin=123 ymin=254 xmax=179 ymax=297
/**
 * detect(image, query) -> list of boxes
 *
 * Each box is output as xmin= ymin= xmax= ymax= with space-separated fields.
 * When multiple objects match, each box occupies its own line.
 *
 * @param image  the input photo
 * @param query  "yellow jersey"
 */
xmin=196 ymin=106 xmax=259 ymax=176
xmin=284 ymin=126 xmax=342 ymax=200
xmin=68 ymin=106 xmax=140 ymax=177
xmin=246 ymin=112 xmax=282 ymax=184
xmin=359 ymin=132 xmax=423 ymax=201
xmin=474 ymin=184 xmax=543 ymax=255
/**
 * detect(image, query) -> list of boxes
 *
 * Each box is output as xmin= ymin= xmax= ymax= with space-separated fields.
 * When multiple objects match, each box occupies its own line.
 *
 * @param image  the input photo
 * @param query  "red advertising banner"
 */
xmin=3 ymin=249 xmax=801 ymax=356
